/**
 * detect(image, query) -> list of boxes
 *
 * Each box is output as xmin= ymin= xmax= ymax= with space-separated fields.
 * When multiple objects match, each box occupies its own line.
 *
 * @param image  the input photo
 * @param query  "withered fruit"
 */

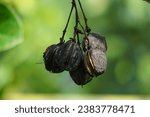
xmin=84 ymin=49 xmax=107 ymax=76
xmin=54 ymin=39 xmax=82 ymax=71
xmin=43 ymin=0 xmax=107 ymax=86
xmin=43 ymin=43 xmax=65 ymax=73
xmin=83 ymin=32 xmax=107 ymax=77
xmin=69 ymin=57 xmax=92 ymax=85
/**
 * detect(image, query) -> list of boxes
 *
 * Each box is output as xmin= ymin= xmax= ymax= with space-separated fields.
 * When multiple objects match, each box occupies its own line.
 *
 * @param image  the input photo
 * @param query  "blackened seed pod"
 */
xmin=55 ymin=40 xmax=74 ymax=70
xmin=65 ymin=41 xmax=83 ymax=71
xmin=82 ymin=32 xmax=107 ymax=52
xmin=55 ymin=39 xmax=82 ymax=71
xmin=43 ymin=44 xmax=58 ymax=72
xmin=51 ymin=43 xmax=66 ymax=73
xmin=84 ymin=48 xmax=107 ymax=76
xmin=69 ymin=59 xmax=93 ymax=85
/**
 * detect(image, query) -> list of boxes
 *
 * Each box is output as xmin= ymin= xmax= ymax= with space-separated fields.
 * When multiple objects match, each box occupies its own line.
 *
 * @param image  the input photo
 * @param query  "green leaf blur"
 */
xmin=0 ymin=0 xmax=150 ymax=99
xmin=0 ymin=3 xmax=23 ymax=52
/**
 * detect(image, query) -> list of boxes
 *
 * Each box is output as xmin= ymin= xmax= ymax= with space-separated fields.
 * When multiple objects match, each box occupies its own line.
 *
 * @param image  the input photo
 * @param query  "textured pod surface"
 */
xmin=43 ymin=44 xmax=58 ymax=71
xmin=43 ymin=43 xmax=65 ymax=73
xmin=65 ymin=41 xmax=83 ymax=71
xmin=90 ymin=49 xmax=107 ymax=76
xmin=55 ymin=40 xmax=82 ymax=71
xmin=83 ymin=32 xmax=107 ymax=77
xmin=84 ymin=48 xmax=107 ymax=76
xmin=51 ymin=43 xmax=65 ymax=73
xmin=69 ymin=59 xmax=92 ymax=85
xmin=82 ymin=32 xmax=107 ymax=52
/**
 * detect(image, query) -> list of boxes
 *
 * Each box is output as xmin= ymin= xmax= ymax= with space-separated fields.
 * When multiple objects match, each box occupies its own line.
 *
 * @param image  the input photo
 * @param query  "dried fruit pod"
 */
xmin=82 ymin=32 xmax=107 ymax=76
xmin=84 ymin=48 xmax=107 ymax=76
xmin=69 ymin=58 xmax=92 ymax=85
xmin=54 ymin=39 xmax=82 ymax=71
xmin=43 ymin=43 xmax=65 ymax=73
xmin=43 ymin=44 xmax=58 ymax=71
xmin=51 ymin=43 xmax=66 ymax=73
xmin=65 ymin=41 xmax=83 ymax=71
xmin=82 ymin=32 xmax=107 ymax=52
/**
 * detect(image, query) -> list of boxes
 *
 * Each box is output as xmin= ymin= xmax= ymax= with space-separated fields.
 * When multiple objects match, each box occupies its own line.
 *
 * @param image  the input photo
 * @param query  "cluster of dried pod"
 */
xmin=43 ymin=0 xmax=107 ymax=86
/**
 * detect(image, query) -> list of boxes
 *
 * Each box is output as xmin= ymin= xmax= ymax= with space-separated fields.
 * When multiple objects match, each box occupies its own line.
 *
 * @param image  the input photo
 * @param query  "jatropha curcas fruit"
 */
xmin=43 ymin=43 xmax=65 ymax=73
xmin=54 ymin=39 xmax=83 ymax=71
xmin=43 ymin=39 xmax=83 ymax=73
xmin=69 ymin=55 xmax=92 ymax=86
xmin=43 ymin=45 xmax=57 ymax=72
xmin=83 ymin=33 xmax=107 ymax=76
xmin=69 ymin=64 xmax=92 ymax=85
xmin=43 ymin=0 xmax=107 ymax=86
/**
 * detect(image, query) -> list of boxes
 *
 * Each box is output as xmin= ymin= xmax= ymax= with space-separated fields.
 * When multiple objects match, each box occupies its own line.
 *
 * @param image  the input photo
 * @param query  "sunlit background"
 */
xmin=0 ymin=0 xmax=150 ymax=99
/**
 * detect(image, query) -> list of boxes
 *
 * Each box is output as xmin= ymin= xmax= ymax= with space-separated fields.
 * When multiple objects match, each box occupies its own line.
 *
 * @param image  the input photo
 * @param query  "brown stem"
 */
xmin=78 ymin=0 xmax=91 ymax=33
xmin=60 ymin=1 xmax=74 ymax=43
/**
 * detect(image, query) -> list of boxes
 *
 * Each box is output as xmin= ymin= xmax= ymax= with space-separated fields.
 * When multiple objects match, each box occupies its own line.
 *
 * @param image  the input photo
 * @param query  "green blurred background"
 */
xmin=0 ymin=0 xmax=150 ymax=99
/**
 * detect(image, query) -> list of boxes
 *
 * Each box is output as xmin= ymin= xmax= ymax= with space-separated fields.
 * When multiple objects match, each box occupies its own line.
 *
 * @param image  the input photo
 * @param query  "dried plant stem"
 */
xmin=60 ymin=1 xmax=74 ymax=43
xmin=78 ymin=0 xmax=91 ymax=33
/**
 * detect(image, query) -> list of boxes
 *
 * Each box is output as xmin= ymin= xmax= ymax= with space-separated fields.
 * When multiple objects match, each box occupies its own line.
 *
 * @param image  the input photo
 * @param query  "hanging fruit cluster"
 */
xmin=43 ymin=0 xmax=107 ymax=86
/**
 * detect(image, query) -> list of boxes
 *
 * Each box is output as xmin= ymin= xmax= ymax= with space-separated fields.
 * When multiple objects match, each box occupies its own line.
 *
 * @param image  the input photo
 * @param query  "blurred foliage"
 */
xmin=144 ymin=0 xmax=150 ymax=3
xmin=0 ymin=0 xmax=150 ymax=99
xmin=0 ymin=3 xmax=23 ymax=52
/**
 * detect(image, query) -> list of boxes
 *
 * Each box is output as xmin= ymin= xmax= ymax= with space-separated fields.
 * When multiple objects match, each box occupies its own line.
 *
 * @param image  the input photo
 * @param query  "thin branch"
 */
xmin=73 ymin=0 xmax=79 ymax=39
xmin=79 ymin=21 xmax=87 ymax=37
xmin=78 ymin=0 xmax=91 ymax=33
xmin=73 ymin=0 xmax=88 ymax=44
xmin=60 ymin=1 xmax=74 ymax=43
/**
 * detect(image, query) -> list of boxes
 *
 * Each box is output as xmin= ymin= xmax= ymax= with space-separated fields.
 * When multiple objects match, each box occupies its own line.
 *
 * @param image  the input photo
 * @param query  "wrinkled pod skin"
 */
xmin=83 ymin=32 xmax=107 ymax=76
xmin=82 ymin=32 xmax=107 ymax=52
xmin=84 ymin=48 xmax=107 ymax=76
xmin=43 ymin=43 xmax=65 ymax=73
xmin=43 ymin=44 xmax=56 ymax=71
xmin=54 ymin=39 xmax=82 ymax=71
xmin=69 ymin=55 xmax=93 ymax=86
xmin=43 ymin=39 xmax=83 ymax=73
